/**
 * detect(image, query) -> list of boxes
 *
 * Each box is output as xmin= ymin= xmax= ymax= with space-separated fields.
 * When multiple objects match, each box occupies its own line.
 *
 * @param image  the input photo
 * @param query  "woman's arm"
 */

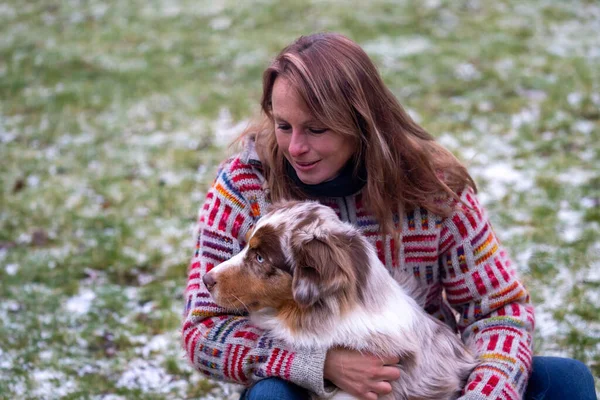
xmin=181 ymin=158 xmax=328 ymax=394
xmin=440 ymin=187 xmax=535 ymax=400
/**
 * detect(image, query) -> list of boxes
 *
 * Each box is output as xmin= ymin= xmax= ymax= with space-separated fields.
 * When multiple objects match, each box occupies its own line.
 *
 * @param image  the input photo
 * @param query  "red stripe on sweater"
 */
xmin=284 ymin=352 xmax=295 ymax=380
xmin=200 ymin=318 xmax=215 ymax=329
xmin=511 ymin=303 xmax=521 ymax=316
xmin=184 ymin=326 xmax=197 ymax=348
xmin=232 ymin=173 xmax=258 ymax=182
xmin=183 ymin=328 xmax=198 ymax=354
xmin=517 ymin=354 xmax=531 ymax=370
xmin=473 ymin=271 xmax=487 ymax=295
xmin=439 ymin=236 xmax=455 ymax=254
xmin=274 ymin=349 xmax=288 ymax=377
xmin=495 ymin=258 xmax=511 ymax=282
xmin=518 ymin=343 xmax=533 ymax=366
xmin=238 ymin=184 xmax=262 ymax=192
xmin=189 ymin=272 xmax=200 ymax=281
xmin=453 ymin=215 xmax=468 ymax=238
xmin=229 ymin=345 xmax=241 ymax=381
xmin=465 ymin=211 xmax=478 ymax=230
xmin=223 ymin=344 xmax=234 ymax=379
xmin=189 ymin=330 xmax=201 ymax=363
xmin=267 ymin=348 xmax=280 ymax=376
xmin=219 ymin=205 xmax=232 ymax=232
xmin=234 ymin=330 xmax=259 ymax=341
xmin=502 ymin=335 xmax=515 ymax=353
xmin=446 ymin=286 xmax=470 ymax=296
xmin=208 ymin=198 xmax=221 ymax=227
xmin=485 ymin=264 xmax=500 ymax=289
xmin=237 ymin=346 xmax=251 ymax=383
xmin=467 ymin=373 xmax=483 ymax=392
xmin=445 ymin=278 xmax=466 ymax=287
xmin=406 ymin=255 xmax=438 ymax=263
xmin=487 ymin=334 xmax=499 ymax=351
xmin=482 ymin=375 xmax=499 ymax=396
xmin=466 ymin=192 xmax=482 ymax=219
xmin=231 ymin=214 xmax=245 ymax=239
xmin=186 ymin=283 xmax=200 ymax=292
xmin=403 ymin=234 xmax=437 ymax=242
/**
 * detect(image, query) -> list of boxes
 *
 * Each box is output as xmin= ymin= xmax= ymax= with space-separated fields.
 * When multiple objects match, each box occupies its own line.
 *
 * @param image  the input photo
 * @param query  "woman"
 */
xmin=182 ymin=33 xmax=596 ymax=400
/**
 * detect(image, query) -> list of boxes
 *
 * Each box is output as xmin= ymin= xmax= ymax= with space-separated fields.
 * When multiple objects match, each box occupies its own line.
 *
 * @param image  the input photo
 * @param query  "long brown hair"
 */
xmin=240 ymin=32 xmax=476 ymax=234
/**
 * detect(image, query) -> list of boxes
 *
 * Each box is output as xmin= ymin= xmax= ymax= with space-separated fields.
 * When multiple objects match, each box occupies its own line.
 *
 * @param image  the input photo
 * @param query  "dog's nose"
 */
xmin=203 ymin=273 xmax=216 ymax=291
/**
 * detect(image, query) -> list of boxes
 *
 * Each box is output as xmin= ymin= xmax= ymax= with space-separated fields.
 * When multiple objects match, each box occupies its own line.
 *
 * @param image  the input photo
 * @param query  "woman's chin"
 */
xmin=297 ymin=174 xmax=324 ymax=185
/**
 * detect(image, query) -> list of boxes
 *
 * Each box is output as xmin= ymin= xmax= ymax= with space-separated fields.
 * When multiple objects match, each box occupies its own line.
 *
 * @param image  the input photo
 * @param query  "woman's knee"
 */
xmin=528 ymin=357 xmax=596 ymax=400
xmin=243 ymin=377 xmax=309 ymax=400
xmin=535 ymin=357 xmax=594 ymax=382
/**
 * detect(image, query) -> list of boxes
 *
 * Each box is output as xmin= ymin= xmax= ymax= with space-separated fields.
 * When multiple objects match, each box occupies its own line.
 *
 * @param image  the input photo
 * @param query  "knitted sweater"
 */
xmin=182 ymin=142 xmax=535 ymax=399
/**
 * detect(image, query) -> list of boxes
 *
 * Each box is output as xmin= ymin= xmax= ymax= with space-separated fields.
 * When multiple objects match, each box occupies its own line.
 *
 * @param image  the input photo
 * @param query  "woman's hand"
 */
xmin=324 ymin=347 xmax=401 ymax=400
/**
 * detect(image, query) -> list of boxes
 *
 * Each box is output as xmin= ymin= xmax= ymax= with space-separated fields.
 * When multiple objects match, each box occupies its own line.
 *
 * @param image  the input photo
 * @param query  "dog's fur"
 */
xmin=203 ymin=201 xmax=479 ymax=400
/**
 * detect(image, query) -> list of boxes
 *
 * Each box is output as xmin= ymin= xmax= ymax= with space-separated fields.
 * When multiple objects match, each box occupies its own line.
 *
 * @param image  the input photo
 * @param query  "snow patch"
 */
xmin=213 ymin=108 xmax=248 ymax=147
xmin=116 ymin=359 xmax=171 ymax=393
xmin=65 ymin=288 xmax=96 ymax=315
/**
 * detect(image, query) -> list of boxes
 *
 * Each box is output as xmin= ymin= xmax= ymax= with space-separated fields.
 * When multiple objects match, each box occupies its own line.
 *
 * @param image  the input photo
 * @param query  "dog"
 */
xmin=203 ymin=200 xmax=479 ymax=399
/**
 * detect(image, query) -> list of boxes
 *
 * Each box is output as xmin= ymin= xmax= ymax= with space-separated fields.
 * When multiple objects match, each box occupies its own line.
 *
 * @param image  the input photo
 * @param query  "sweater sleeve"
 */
xmin=439 ymin=187 xmax=535 ymax=400
xmin=181 ymin=157 xmax=329 ymax=395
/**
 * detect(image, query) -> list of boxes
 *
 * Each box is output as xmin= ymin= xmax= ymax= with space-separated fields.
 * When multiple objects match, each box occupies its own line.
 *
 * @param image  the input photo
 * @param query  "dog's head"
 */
xmin=203 ymin=201 xmax=369 ymax=314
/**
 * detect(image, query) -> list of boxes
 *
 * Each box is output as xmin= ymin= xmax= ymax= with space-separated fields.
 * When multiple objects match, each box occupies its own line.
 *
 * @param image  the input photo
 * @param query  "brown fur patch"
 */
xmin=251 ymin=224 xmax=291 ymax=274
xmin=288 ymin=227 xmax=370 ymax=324
xmin=212 ymin=223 xmax=293 ymax=311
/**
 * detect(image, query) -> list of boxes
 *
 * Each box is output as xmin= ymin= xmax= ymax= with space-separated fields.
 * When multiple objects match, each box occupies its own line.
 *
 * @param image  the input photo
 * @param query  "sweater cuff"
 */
xmin=288 ymin=347 xmax=335 ymax=397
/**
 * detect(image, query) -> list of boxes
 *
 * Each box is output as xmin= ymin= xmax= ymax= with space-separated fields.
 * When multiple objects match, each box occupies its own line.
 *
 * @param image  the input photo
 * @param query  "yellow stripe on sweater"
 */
xmin=215 ymin=183 xmax=245 ymax=209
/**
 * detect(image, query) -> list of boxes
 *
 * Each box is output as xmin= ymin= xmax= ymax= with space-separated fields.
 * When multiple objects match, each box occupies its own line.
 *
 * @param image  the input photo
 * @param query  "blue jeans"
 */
xmin=241 ymin=357 xmax=597 ymax=400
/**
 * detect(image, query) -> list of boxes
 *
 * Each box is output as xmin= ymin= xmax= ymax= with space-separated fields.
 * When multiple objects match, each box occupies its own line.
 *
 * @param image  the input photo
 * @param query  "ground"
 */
xmin=0 ymin=0 xmax=598 ymax=398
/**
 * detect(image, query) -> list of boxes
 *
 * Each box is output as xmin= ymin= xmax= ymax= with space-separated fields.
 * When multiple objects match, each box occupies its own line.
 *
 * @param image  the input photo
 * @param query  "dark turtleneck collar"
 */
xmin=284 ymin=158 xmax=367 ymax=198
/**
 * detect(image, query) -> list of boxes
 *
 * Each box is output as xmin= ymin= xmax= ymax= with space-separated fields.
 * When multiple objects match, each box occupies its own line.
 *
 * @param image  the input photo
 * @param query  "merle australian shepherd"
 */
xmin=203 ymin=201 xmax=479 ymax=400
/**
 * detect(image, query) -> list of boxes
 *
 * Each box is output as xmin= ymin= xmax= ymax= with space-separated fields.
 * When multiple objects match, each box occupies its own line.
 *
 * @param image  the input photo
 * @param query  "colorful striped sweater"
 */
xmin=182 ymin=142 xmax=535 ymax=399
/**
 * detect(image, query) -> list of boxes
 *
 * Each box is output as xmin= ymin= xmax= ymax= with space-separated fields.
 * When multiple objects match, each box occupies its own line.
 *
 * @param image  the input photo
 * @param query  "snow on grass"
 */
xmin=116 ymin=359 xmax=173 ymax=393
xmin=362 ymin=36 xmax=432 ymax=69
xmin=65 ymin=288 xmax=96 ymax=315
xmin=31 ymin=370 xmax=78 ymax=399
xmin=213 ymin=108 xmax=249 ymax=148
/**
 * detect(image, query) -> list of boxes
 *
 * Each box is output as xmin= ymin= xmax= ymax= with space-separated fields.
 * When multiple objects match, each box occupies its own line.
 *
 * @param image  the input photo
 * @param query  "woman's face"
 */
xmin=272 ymin=78 xmax=356 ymax=185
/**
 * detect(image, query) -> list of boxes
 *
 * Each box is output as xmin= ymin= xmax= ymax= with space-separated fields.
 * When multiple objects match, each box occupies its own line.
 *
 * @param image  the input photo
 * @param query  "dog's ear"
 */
xmin=291 ymin=234 xmax=353 ymax=308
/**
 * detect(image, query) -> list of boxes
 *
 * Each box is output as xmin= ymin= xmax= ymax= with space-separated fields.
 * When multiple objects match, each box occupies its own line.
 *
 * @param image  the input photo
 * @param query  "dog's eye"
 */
xmin=256 ymin=254 xmax=264 ymax=263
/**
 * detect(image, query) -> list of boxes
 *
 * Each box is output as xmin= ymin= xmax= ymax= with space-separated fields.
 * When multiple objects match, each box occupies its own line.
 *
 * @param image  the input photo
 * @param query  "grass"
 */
xmin=1 ymin=0 xmax=598 ymax=398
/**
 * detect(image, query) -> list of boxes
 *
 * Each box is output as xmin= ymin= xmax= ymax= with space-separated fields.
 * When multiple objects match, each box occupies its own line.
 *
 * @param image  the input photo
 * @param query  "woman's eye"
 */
xmin=256 ymin=254 xmax=264 ymax=263
xmin=309 ymin=128 xmax=327 ymax=134
xmin=277 ymin=124 xmax=291 ymax=131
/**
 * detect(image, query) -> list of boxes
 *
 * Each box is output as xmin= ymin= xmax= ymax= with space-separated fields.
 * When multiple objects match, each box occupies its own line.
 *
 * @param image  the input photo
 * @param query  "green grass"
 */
xmin=1 ymin=0 xmax=599 ymax=398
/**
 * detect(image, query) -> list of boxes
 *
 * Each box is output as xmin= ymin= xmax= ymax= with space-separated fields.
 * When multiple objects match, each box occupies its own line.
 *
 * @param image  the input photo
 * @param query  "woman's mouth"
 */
xmin=294 ymin=160 xmax=319 ymax=171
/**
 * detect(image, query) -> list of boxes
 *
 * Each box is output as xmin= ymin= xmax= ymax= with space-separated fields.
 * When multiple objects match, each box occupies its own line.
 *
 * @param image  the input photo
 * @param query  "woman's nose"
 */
xmin=288 ymin=130 xmax=309 ymax=157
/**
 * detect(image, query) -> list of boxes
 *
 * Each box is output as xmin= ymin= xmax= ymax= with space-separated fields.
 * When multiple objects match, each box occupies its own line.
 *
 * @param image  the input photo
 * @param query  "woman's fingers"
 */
xmin=377 ymin=365 xmax=401 ymax=382
xmin=381 ymin=355 xmax=401 ymax=366
xmin=324 ymin=348 xmax=401 ymax=399
xmin=372 ymin=380 xmax=393 ymax=395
